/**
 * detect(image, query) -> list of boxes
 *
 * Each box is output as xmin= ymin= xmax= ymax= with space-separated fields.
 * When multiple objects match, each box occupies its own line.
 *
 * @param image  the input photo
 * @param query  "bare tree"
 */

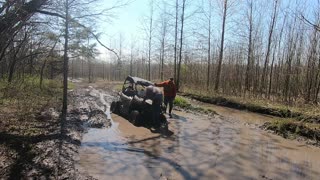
xmin=174 ymin=0 xmax=179 ymax=81
xmin=130 ymin=36 xmax=135 ymax=76
xmin=176 ymin=0 xmax=186 ymax=91
xmin=61 ymin=0 xmax=70 ymax=123
xmin=148 ymin=0 xmax=154 ymax=80
xmin=158 ymin=0 xmax=169 ymax=81
xmin=203 ymin=0 xmax=213 ymax=91
xmin=260 ymin=0 xmax=279 ymax=95
xmin=215 ymin=0 xmax=228 ymax=92
xmin=245 ymin=0 xmax=253 ymax=93
xmin=268 ymin=14 xmax=286 ymax=99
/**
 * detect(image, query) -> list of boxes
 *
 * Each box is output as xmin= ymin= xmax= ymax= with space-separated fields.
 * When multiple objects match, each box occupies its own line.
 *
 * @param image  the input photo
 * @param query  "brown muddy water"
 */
xmin=75 ymin=87 xmax=320 ymax=180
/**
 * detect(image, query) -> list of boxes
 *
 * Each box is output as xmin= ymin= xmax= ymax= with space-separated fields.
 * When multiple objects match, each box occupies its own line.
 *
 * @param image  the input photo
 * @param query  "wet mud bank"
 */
xmin=180 ymin=92 xmax=320 ymax=145
xmin=261 ymin=121 xmax=320 ymax=146
xmin=72 ymin=82 xmax=320 ymax=179
xmin=179 ymin=92 xmax=320 ymax=123
xmin=68 ymin=85 xmax=118 ymax=179
xmin=0 ymin=84 xmax=116 ymax=179
xmin=0 ymin=105 xmax=83 ymax=179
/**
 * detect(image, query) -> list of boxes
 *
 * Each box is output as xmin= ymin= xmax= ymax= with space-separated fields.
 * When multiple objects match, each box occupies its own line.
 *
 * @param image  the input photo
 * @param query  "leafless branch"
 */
xmin=36 ymin=10 xmax=64 ymax=19
xmin=70 ymin=20 xmax=120 ymax=60
xmin=301 ymin=15 xmax=320 ymax=31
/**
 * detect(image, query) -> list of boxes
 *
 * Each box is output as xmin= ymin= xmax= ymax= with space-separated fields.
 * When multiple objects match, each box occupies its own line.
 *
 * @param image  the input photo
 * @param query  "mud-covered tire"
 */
xmin=119 ymin=104 xmax=126 ymax=116
xmin=129 ymin=110 xmax=140 ymax=125
xmin=159 ymin=114 xmax=168 ymax=129
xmin=110 ymin=101 xmax=119 ymax=114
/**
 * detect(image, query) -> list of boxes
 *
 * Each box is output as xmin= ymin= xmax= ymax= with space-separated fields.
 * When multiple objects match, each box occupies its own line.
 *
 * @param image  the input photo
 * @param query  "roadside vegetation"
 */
xmin=0 ymin=76 xmax=65 ymax=178
xmin=180 ymin=90 xmax=320 ymax=144
xmin=174 ymin=96 xmax=216 ymax=115
xmin=262 ymin=119 xmax=320 ymax=145
xmin=180 ymin=91 xmax=320 ymax=122
xmin=0 ymin=76 xmax=62 ymax=125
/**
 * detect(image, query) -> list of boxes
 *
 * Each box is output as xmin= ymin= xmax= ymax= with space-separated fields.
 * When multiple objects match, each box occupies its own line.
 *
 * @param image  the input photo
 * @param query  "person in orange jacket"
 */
xmin=155 ymin=77 xmax=176 ymax=118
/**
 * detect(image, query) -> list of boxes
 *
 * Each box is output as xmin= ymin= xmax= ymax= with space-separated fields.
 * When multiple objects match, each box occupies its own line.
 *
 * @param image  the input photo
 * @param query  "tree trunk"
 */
xmin=40 ymin=41 xmax=57 ymax=89
xmin=174 ymin=0 xmax=179 ymax=82
xmin=62 ymin=0 xmax=69 ymax=123
xmin=176 ymin=0 xmax=186 ymax=91
xmin=206 ymin=0 xmax=212 ymax=91
xmin=245 ymin=0 xmax=253 ymax=93
xmin=305 ymin=29 xmax=318 ymax=102
xmin=215 ymin=0 xmax=228 ymax=92
xmin=261 ymin=0 xmax=278 ymax=95
xmin=130 ymin=44 xmax=133 ymax=76
xmin=148 ymin=0 xmax=154 ymax=81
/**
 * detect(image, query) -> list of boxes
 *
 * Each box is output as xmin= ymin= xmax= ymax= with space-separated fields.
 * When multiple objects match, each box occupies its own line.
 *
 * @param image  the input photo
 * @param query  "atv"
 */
xmin=110 ymin=76 xmax=168 ymax=130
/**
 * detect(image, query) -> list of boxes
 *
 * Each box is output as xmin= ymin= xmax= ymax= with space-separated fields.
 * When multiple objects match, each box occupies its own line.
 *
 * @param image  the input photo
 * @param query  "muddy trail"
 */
xmin=72 ymin=83 xmax=320 ymax=180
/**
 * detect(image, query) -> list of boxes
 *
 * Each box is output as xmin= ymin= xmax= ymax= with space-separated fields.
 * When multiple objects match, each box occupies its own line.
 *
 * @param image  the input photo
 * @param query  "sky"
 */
xmin=96 ymin=0 xmax=320 ymax=61
xmin=102 ymin=0 xmax=148 ymax=37
xmin=97 ymin=0 xmax=150 ymax=60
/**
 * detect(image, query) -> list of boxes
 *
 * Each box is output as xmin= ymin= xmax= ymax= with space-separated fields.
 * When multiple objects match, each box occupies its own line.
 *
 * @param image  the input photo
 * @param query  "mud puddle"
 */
xmin=76 ymin=87 xmax=320 ymax=180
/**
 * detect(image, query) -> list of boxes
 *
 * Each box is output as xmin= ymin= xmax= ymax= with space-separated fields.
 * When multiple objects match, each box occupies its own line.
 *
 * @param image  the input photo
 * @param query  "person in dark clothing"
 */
xmin=143 ymin=85 xmax=163 ymax=127
xmin=155 ymin=78 xmax=176 ymax=118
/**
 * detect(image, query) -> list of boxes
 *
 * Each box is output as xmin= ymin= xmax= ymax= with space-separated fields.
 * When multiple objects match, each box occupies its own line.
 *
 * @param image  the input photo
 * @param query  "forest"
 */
xmin=1 ymin=0 xmax=320 ymax=179
xmin=1 ymin=0 xmax=320 ymax=107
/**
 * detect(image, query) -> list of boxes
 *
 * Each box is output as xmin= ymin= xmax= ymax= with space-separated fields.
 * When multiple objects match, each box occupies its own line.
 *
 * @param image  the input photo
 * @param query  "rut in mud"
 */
xmin=75 ymin=85 xmax=320 ymax=180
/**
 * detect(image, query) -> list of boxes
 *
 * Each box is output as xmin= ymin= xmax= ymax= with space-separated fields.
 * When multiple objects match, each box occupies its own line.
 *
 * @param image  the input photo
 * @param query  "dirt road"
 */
xmin=75 ymin=84 xmax=320 ymax=180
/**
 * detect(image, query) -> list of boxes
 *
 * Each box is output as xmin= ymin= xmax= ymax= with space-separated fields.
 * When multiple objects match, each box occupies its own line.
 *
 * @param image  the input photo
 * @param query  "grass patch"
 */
xmin=174 ymin=96 xmax=216 ymax=114
xmin=113 ymin=84 xmax=123 ymax=92
xmin=0 ymin=76 xmax=62 ymax=127
xmin=174 ymin=96 xmax=191 ymax=108
xmin=68 ymin=81 xmax=75 ymax=90
xmin=263 ymin=119 xmax=320 ymax=142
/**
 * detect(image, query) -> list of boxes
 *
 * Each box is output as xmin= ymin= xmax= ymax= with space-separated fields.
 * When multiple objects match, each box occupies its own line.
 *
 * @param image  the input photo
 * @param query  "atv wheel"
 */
xmin=110 ymin=101 xmax=119 ymax=114
xmin=129 ymin=110 xmax=140 ymax=125
xmin=159 ymin=114 xmax=168 ymax=129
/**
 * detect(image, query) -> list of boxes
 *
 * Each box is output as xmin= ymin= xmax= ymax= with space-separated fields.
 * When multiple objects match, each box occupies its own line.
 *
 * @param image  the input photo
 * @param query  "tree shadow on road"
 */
xmin=0 ymin=114 xmax=83 ymax=179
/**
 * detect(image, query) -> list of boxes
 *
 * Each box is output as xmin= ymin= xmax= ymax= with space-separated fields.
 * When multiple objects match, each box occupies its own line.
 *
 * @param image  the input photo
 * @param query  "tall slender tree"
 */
xmin=260 ymin=0 xmax=279 ymax=95
xmin=148 ymin=0 xmax=154 ymax=80
xmin=176 ymin=0 xmax=186 ymax=91
xmin=215 ymin=0 xmax=228 ymax=92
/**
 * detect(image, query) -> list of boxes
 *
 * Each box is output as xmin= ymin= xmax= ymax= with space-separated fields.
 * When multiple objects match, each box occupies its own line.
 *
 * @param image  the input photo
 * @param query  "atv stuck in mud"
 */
xmin=110 ymin=76 xmax=168 ymax=130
